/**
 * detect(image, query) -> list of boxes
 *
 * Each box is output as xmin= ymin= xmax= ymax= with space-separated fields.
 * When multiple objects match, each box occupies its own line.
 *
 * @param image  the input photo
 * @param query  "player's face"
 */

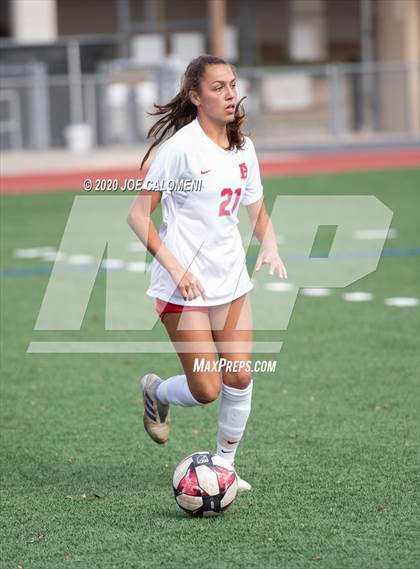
xmin=191 ymin=64 xmax=237 ymax=125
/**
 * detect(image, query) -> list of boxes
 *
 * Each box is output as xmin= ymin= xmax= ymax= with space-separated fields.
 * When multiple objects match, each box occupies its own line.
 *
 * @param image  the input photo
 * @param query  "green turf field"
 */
xmin=1 ymin=169 xmax=419 ymax=569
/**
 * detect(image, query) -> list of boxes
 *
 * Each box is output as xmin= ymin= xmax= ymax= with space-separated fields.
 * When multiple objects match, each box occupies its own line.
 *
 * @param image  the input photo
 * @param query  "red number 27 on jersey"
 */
xmin=219 ymin=188 xmax=242 ymax=216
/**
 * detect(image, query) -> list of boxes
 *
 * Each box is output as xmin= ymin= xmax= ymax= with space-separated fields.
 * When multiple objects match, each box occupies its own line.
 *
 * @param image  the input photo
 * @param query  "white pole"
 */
xmin=67 ymin=40 xmax=84 ymax=124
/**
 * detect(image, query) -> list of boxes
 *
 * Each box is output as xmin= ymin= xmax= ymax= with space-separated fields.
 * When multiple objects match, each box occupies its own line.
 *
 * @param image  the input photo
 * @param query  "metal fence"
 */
xmin=1 ymin=59 xmax=419 ymax=151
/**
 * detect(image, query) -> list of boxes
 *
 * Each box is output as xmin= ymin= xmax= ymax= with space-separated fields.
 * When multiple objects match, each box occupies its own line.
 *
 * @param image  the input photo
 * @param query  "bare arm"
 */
xmin=246 ymin=197 xmax=287 ymax=278
xmin=127 ymin=190 xmax=207 ymax=300
xmin=127 ymin=190 xmax=182 ymax=275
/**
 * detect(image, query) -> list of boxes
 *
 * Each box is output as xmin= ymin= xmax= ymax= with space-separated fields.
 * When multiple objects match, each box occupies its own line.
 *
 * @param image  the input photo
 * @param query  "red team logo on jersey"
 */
xmin=239 ymin=162 xmax=248 ymax=179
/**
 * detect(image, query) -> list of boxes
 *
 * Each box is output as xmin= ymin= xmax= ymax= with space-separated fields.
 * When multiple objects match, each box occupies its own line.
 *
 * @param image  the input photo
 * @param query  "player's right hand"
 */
xmin=173 ymin=269 xmax=207 ymax=301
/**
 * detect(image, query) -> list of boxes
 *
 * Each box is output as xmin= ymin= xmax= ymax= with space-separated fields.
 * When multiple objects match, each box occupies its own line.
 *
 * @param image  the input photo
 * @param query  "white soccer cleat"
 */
xmin=140 ymin=373 xmax=170 ymax=444
xmin=236 ymin=474 xmax=252 ymax=492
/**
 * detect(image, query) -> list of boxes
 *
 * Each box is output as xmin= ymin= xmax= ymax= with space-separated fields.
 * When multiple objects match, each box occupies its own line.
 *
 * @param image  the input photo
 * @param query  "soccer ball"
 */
xmin=172 ymin=451 xmax=238 ymax=517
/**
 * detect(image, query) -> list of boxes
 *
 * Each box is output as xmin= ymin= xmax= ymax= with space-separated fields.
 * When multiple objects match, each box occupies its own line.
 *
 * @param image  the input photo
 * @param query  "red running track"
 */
xmin=1 ymin=148 xmax=418 ymax=195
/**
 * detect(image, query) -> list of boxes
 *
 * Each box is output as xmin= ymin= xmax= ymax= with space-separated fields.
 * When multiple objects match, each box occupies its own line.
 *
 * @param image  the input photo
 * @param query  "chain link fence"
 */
xmin=1 ymin=59 xmax=419 ymax=151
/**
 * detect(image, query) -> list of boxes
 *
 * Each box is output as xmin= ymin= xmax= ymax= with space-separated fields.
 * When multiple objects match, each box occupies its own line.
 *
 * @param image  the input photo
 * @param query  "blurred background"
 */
xmin=1 ymin=5 xmax=419 ymax=566
xmin=0 ymin=0 xmax=419 ymax=158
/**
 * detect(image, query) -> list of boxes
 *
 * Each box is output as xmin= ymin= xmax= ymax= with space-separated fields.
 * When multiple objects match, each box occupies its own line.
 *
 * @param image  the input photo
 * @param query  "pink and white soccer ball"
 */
xmin=172 ymin=451 xmax=238 ymax=517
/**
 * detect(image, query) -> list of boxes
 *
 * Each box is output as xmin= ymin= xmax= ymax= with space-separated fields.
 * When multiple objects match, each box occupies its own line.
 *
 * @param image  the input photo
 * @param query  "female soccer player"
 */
xmin=127 ymin=55 xmax=287 ymax=491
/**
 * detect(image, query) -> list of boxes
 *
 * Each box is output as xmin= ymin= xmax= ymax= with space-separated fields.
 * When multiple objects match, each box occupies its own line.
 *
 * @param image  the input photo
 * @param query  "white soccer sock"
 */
xmin=216 ymin=380 xmax=253 ymax=465
xmin=156 ymin=374 xmax=203 ymax=407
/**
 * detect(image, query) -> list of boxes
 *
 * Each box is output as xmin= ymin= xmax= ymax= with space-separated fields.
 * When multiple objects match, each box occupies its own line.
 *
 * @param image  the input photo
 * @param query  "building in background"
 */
xmin=1 ymin=0 xmax=418 ymax=65
xmin=0 ymin=0 xmax=419 ymax=150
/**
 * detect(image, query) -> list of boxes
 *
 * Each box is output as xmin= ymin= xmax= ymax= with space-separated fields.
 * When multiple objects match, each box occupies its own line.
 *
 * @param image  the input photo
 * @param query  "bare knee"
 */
xmin=222 ymin=368 xmax=252 ymax=390
xmin=188 ymin=374 xmax=222 ymax=404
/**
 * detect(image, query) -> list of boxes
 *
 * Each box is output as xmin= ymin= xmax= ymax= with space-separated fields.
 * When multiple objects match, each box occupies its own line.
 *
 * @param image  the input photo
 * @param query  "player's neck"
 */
xmin=197 ymin=115 xmax=229 ymax=150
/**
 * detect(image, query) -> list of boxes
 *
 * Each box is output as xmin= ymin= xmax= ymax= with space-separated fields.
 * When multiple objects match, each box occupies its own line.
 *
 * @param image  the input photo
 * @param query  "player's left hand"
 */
xmin=255 ymin=249 xmax=288 ymax=279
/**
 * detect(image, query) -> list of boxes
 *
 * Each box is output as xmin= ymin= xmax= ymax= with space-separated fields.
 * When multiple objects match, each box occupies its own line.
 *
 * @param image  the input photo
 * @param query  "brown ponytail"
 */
xmin=140 ymin=54 xmax=246 ymax=170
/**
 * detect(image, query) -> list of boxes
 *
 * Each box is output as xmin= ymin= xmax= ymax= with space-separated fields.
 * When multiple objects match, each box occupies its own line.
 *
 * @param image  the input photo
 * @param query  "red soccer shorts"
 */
xmin=155 ymin=298 xmax=209 ymax=321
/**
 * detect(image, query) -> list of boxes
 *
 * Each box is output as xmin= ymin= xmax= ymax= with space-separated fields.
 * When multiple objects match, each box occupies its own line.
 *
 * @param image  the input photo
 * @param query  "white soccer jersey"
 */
xmin=143 ymin=117 xmax=263 ymax=306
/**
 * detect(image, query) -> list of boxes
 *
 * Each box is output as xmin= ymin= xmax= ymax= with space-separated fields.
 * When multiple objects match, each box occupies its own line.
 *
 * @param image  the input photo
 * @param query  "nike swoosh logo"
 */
xmin=201 ymin=169 xmax=211 ymax=175
xmin=221 ymin=449 xmax=234 ymax=453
